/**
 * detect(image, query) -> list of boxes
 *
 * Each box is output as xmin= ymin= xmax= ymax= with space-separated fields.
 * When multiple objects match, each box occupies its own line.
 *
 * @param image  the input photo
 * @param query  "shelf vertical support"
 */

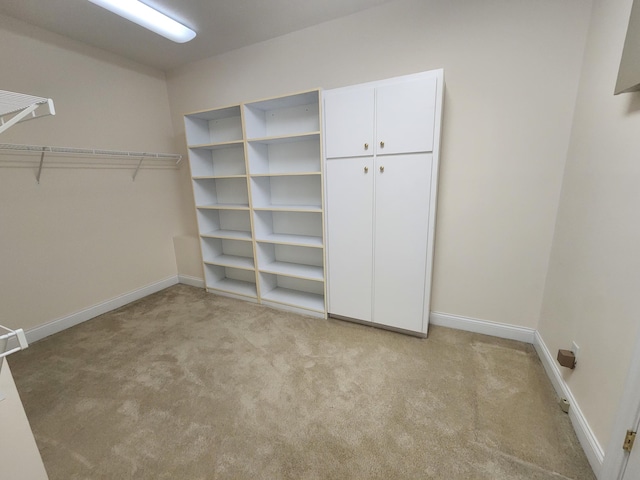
xmin=36 ymin=147 xmax=46 ymax=184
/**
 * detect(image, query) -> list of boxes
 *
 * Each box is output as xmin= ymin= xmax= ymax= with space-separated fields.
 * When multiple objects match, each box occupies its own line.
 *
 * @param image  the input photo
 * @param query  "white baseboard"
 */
xmin=430 ymin=311 xmax=602 ymax=477
xmin=6 ymin=283 xmax=606 ymax=478
xmin=23 ymin=276 xmax=179 ymax=345
xmin=178 ymin=274 xmax=205 ymax=288
xmin=430 ymin=311 xmax=536 ymax=344
xmin=533 ymin=331 xmax=604 ymax=477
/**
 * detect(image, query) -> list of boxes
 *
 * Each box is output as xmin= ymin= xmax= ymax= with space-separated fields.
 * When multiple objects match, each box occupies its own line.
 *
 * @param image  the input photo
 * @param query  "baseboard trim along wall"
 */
xmin=429 ymin=311 xmax=536 ymax=344
xmin=533 ymin=331 xmax=604 ymax=477
xmin=13 ymin=285 xmax=604 ymax=477
xmin=429 ymin=311 xmax=603 ymax=477
xmin=177 ymin=274 xmax=205 ymax=288
xmin=23 ymin=276 xmax=180 ymax=345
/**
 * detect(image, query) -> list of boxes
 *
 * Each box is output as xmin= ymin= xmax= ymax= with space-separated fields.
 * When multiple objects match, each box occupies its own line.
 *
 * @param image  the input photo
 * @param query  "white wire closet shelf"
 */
xmin=0 ymin=90 xmax=55 ymax=135
xmin=0 ymin=143 xmax=183 ymax=182
xmin=0 ymin=325 xmax=28 ymax=402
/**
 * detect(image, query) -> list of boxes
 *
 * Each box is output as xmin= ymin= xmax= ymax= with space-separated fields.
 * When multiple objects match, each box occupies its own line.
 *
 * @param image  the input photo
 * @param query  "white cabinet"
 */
xmin=376 ymin=77 xmax=437 ymax=155
xmin=373 ymin=153 xmax=432 ymax=332
xmin=325 ymin=158 xmax=374 ymax=321
xmin=185 ymin=90 xmax=326 ymax=317
xmin=324 ymin=88 xmax=374 ymax=158
xmin=324 ymin=70 xmax=443 ymax=335
xmin=325 ymin=75 xmax=438 ymax=159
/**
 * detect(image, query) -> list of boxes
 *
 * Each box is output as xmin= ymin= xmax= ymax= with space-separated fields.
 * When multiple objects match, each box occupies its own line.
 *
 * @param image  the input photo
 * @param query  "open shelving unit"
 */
xmin=185 ymin=90 xmax=326 ymax=316
xmin=185 ymin=104 xmax=257 ymax=301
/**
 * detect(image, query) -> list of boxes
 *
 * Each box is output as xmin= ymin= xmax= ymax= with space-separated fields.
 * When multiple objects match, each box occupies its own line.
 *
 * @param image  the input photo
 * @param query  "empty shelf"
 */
xmin=256 ymin=233 xmax=323 ymax=248
xmin=260 ymin=261 xmax=323 ymax=281
xmin=207 ymin=278 xmax=257 ymax=298
xmin=253 ymin=205 xmax=321 ymax=213
xmin=261 ymin=288 xmax=325 ymax=312
xmin=204 ymin=254 xmax=255 ymax=270
xmin=201 ymin=229 xmax=252 ymax=241
xmin=197 ymin=203 xmax=250 ymax=210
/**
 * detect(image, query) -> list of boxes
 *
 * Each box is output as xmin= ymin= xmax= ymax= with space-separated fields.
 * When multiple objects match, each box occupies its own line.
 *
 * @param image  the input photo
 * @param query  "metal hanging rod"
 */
xmin=0 ymin=143 xmax=182 ymax=183
xmin=0 ymin=143 xmax=182 ymax=161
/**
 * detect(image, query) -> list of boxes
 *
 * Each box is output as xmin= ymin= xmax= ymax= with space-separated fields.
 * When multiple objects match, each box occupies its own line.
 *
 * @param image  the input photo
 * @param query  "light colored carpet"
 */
xmin=10 ymin=285 xmax=595 ymax=479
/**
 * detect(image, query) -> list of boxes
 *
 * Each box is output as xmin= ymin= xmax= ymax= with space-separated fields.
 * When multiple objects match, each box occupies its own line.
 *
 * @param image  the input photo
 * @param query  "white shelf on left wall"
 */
xmin=0 ymin=90 xmax=55 ymax=135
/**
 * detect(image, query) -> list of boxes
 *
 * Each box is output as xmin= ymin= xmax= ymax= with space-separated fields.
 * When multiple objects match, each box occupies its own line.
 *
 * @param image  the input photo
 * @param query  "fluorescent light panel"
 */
xmin=88 ymin=0 xmax=196 ymax=43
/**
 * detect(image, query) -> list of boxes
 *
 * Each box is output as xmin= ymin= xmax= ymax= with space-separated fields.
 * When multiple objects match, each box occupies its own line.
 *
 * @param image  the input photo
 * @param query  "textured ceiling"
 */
xmin=0 ymin=0 xmax=393 ymax=71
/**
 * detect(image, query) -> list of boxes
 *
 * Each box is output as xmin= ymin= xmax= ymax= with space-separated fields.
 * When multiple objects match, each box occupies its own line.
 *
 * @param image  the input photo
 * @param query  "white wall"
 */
xmin=539 ymin=0 xmax=640 ymax=451
xmin=0 ymin=15 xmax=187 ymax=332
xmin=166 ymin=0 xmax=593 ymax=329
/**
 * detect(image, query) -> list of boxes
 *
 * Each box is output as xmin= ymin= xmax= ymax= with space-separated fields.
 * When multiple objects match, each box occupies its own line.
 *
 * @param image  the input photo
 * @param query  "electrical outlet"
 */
xmin=572 ymin=341 xmax=580 ymax=363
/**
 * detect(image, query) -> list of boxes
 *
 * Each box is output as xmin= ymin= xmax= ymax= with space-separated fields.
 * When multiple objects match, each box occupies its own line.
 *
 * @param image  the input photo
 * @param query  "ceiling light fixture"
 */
xmin=88 ymin=0 xmax=196 ymax=43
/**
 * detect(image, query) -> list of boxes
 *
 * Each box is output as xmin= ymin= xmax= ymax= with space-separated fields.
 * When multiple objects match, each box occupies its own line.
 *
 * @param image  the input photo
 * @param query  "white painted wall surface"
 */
xmin=539 ymin=0 xmax=640 ymax=451
xmin=166 ymin=0 xmax=593 ymax=329
xmin=0 ymin=15 xmax=188 ymax=332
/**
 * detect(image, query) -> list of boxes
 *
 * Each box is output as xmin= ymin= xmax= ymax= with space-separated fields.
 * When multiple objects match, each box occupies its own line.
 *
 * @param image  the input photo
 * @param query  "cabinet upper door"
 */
xmin=375 ymin=76 xmax=437 ymax=155
xmin=324 ymin=87 xmax=375 ymax=159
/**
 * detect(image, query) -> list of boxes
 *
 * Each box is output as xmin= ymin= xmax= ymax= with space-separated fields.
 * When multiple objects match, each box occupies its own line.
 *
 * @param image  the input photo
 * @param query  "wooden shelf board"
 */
xmin=188 ymin=140 xmax=244 ymax=150
xmin=193 ymin=174 xmax=246 ymax=179
xmin=253 ymin=205 xmax=322 ymax=213
xmin=261 ymin=287 xmax=325 ymax=312
xmin=249 ymin=172 xmax=320 ymax=178
xmin=245 ymin=90 xmax=319 ymax=111
xmin=259 ymin=261 xmax=323 ymax=281
xmin=186 ymin=106 xmax=241 ymax=121
xmin=197 ymin=203 xmax=250 ymax=211
xmin=247 ymin=132 xmax=320 ymax=145
xmin=207 ymin=278 xmax=257 ymax=298
xmin=256 ymin=234 xmax=323 ymax=248
xmin=204 ymin=254 xmax=255 ymax=270
xmin=201 ymin=230 xmax=252 ymax=241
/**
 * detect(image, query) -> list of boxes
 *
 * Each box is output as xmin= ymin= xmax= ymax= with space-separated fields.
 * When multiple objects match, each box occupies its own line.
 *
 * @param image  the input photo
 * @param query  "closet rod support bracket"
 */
xmin=36 ymin=148 xmax=46 ymax=184
xmin=132 ymin=155 xmax=145 ymax=181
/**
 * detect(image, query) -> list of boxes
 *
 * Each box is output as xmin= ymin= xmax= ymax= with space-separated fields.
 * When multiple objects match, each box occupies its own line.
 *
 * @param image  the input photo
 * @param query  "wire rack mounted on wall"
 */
xmin=0 ymin=90 xmax=55 ymax=135
xmin=0 ymin=143 xmax=183 ymax=183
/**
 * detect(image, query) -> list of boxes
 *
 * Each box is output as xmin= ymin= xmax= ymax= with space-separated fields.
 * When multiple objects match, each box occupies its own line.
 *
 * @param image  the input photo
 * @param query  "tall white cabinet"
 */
xmin=185 ymin=90 xmax=327 ymax=317
xmin=324 ymin=70 xmax=444 ymax=335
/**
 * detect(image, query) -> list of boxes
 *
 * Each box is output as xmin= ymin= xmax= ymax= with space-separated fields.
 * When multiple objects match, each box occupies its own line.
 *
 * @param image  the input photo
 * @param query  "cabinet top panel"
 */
xmin=244 ymin=90 xmax=319 ymax=112
xmin=185 ymin=105 xmax=241 ymax=121
xmin=324 ymin=69 xmax=443 ymax=96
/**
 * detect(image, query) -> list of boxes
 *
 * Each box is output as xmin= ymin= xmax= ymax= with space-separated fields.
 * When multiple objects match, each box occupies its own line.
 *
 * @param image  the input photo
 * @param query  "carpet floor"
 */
xmin=10 ymin=284 xmax=595 ymax=479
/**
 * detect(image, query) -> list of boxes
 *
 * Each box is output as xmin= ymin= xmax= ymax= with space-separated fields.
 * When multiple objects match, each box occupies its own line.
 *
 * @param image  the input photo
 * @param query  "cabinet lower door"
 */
xmin=373 ymin=153 xmax=432 ymax=332
xmin=326 ymin=158 xmax=374 ymax=321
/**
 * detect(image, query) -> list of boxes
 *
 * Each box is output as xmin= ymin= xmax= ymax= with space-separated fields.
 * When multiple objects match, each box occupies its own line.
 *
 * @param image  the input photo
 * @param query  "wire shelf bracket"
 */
xmin=0 ymin=90 xmax=55 ymax=135
xmin=0 ymin=325 xmax=29 ymax=402
xmin=0 ymin=325 xmax=29 ymax=360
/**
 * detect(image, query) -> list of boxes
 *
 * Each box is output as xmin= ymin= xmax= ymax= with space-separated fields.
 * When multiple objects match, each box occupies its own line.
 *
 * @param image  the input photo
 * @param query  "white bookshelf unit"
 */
xmin=185 ymin=90 xmax=326 ymax=316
